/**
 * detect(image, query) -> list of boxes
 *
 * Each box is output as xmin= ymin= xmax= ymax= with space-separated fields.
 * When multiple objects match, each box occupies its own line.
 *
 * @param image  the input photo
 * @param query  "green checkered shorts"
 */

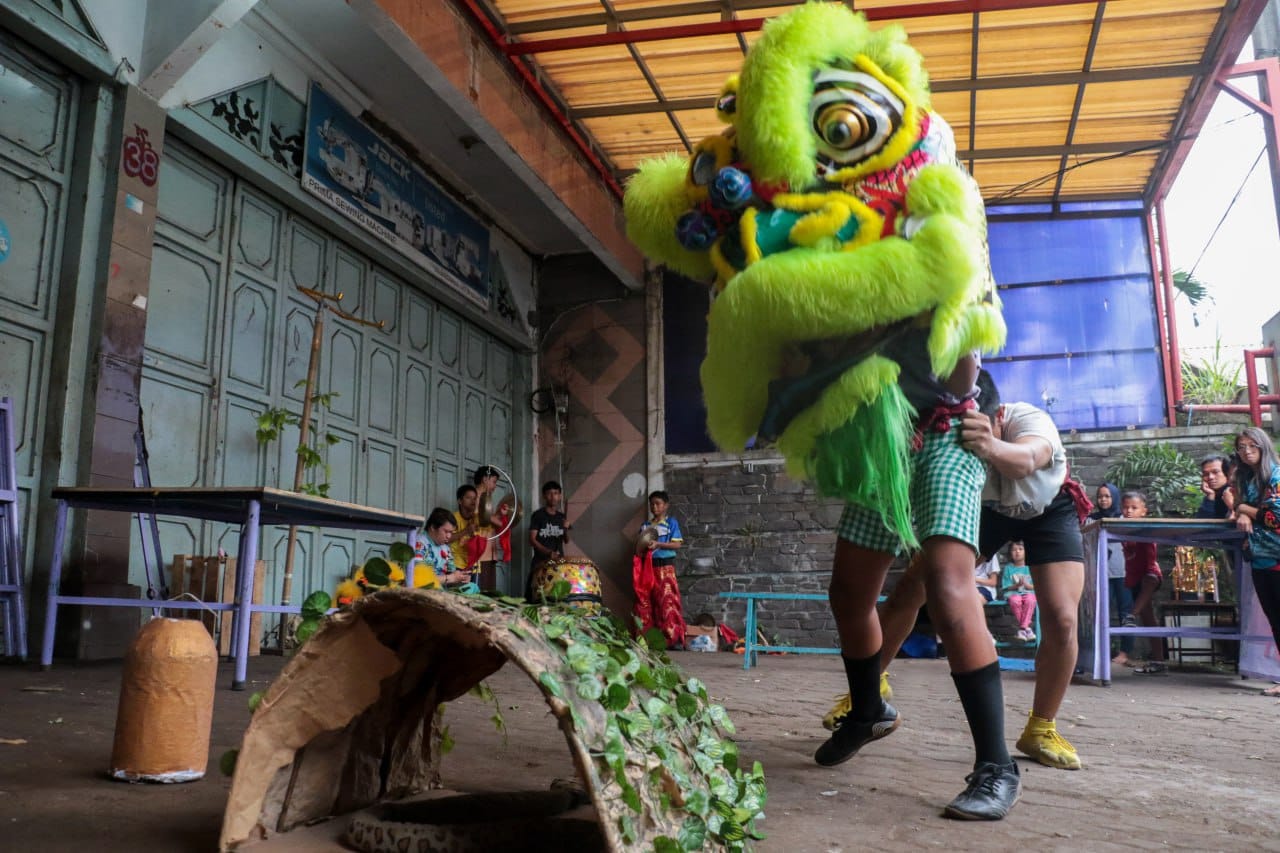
xmin=835 ymin=418 xmax=984 ymax=555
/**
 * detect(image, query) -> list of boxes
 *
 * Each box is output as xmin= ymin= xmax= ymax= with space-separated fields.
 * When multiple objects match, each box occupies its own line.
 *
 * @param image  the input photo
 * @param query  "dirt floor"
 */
xmin=2 ymin=650 xmax=1279 ymax=852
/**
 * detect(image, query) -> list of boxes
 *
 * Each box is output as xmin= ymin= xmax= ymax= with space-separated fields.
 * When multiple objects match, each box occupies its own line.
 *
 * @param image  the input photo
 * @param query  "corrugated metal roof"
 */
xmin=467 ymin=0 xmax=1266 ymax=206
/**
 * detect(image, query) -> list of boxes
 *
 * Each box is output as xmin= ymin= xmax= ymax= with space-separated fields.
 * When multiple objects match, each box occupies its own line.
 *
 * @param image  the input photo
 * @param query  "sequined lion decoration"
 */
xmin=623 ymin=3 xmax=1005 ymax=545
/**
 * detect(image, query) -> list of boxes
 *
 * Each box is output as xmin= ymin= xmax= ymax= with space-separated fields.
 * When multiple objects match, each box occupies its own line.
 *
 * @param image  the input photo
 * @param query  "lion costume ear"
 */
xmin=715 ymin=75 xmax=739 ymax=125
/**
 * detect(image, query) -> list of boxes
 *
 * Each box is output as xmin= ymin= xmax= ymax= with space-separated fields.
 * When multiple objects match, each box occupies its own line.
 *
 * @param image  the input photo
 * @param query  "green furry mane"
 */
xmin=810 ymin=383 xmax=918 ymax=549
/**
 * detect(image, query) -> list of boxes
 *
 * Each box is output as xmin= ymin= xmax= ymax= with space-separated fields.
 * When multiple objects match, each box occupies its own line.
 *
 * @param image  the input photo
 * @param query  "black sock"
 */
xmin=841 ymin=651 xmax=885 ymax=723
xmin=951 ymin=661 xmax=1011 ymax=768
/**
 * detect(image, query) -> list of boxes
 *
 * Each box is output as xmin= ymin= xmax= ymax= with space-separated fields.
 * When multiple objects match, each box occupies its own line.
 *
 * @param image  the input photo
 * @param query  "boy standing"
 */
xmin=526 ymin=481 xmax=571 ymax=599
xmin=635 ymin=490 xmax=687 ymax=649
xmin=1121 ymin=491 xmax=1166 ymax=673
xmin=450 ymin=484 xmax=481 ymax=584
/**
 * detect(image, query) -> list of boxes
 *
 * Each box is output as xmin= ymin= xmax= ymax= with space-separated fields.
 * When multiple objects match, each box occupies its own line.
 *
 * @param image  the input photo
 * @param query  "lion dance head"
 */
xmin=624 ymin=4 xmax=1004 ymax=545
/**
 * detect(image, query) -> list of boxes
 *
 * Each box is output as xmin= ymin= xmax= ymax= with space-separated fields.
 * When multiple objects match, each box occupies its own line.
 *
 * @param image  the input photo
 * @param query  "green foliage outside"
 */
xmin=255 ymin=381 xmax=341 ymax=497
xmin=1105 ymin=442 xmax=1201 ymax=517
xmin=1182 ymin=340 xmax=1244 ymax=406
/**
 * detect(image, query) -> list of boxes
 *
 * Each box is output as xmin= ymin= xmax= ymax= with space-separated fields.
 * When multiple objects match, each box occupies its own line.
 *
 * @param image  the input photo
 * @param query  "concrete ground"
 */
xmin=2 ymin=650 xmax=1279 ymax=852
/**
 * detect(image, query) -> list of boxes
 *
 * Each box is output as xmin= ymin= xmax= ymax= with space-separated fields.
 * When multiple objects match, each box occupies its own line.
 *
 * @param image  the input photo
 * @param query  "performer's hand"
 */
xmin=1237 ymin=515 xmax=1253 ymax=534
xmin=959 ymin=409 xmax=997 ymax=460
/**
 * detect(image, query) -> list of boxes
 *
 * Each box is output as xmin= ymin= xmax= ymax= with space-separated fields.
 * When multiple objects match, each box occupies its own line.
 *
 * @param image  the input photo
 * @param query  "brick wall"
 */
xmin=663 ymin=420 xmax=1247 ymax=649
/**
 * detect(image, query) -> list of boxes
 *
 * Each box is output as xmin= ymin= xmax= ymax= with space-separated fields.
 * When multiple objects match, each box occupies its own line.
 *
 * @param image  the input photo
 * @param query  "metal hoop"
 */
xmin=484 ymin=464 xmax=519 ymax=541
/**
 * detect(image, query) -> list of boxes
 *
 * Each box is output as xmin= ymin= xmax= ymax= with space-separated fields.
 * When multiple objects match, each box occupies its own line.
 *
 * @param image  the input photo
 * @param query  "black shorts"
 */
xmin=979 ymin=491 xmax=1084 ymax=565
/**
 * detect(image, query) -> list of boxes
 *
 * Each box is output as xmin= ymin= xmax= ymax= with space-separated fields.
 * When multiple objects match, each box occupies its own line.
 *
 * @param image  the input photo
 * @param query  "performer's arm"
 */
xmin=528 ymin=527 xmax=548 ymax=557
xmin=959 ymin=409 xmax=1052 ymax=480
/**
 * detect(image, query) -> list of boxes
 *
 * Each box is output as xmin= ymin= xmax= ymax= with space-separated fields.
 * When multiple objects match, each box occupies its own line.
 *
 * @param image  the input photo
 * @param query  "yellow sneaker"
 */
xmin=821 ymin=672 xmax=892 ymax=731
xmin=1016 ymin=713 xmax=1082 ymax=770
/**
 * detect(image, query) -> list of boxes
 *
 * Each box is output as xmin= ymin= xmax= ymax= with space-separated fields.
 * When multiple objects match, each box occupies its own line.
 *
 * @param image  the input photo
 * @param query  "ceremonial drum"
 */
xmin=531 ymin=557 xmax=604 ymax=616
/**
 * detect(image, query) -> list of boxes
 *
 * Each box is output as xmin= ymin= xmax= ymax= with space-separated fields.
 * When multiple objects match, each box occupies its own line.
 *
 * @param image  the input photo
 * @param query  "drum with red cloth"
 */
xmin=531 ymin=557 xmax=603 ymax=616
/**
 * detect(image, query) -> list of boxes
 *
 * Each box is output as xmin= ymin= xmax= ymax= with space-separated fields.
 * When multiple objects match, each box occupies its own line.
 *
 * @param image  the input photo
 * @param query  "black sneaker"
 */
xmin=943 ymin=760 xmax=1021 ymax=820
xmin=813 ymin=701 xmax=900 ymax=766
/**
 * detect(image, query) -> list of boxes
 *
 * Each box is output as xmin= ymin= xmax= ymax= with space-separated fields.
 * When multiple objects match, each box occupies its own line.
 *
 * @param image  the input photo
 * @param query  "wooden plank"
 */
xmin=170 ymin=554 xmax=189 ymax=601
xmin=218 ymin=558 xmax=265 ymax=657
xmin=197 ymin=556 xmax=220 ymax=635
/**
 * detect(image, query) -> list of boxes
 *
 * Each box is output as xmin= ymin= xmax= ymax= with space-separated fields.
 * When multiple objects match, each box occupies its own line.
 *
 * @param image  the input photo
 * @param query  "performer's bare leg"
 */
xmin=877 ymin=557 xmax=927 ymax=671
xmin=921 ymin=538 xmax=998 ymax=673
xmin=1027 ymin=560 xmax=1083 ymax=720
xmin=829 ymin=539 xmax=894 ymax=657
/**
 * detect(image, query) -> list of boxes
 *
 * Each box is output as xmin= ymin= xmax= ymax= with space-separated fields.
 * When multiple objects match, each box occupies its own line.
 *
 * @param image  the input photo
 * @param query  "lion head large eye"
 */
xmin=809 ymin=68 xmax=905 ymax=167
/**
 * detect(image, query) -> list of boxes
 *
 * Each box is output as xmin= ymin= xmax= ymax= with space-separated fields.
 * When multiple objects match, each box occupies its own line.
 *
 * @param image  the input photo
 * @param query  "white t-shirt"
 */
xmin=975 ymin=554 xmax=1000 ymax=582
xmin=981 ymin=402 xmax=1066 ymax=519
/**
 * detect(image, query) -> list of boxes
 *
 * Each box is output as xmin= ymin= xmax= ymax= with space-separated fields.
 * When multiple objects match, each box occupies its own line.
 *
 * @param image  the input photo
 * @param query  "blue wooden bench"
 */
xmin=719 ymin=590 xmax=1038 ymax=670
xmin=719 ymin=592 xmax=848 ymax=669
xmin=988 ymin=596 xmax=1040 ymax=652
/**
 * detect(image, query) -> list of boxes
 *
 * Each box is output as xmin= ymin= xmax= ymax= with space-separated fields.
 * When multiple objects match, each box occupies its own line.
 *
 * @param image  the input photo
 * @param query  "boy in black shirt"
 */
xmin=526 ymin=481 xmax=571 ymax=599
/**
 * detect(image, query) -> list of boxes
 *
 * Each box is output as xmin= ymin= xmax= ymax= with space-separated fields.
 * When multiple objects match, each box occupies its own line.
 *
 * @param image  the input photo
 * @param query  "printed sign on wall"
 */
xmin=302 ymin=83 xmax=490 ymax=307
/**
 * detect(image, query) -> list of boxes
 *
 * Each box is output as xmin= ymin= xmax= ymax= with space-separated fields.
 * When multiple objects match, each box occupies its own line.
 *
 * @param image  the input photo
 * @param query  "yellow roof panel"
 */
xmin=483 ymin=0 xmax=1266 ymax=206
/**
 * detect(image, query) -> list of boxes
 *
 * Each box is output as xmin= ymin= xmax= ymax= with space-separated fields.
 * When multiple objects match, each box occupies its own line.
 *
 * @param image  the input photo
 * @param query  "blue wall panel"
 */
xmin=661 ymin=206 xmax=1167 ymax=454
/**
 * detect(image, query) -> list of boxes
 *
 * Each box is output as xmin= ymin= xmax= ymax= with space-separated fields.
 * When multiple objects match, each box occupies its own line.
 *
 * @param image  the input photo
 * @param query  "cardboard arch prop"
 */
xmin=218 ymin=588 xmax=749 ymax=851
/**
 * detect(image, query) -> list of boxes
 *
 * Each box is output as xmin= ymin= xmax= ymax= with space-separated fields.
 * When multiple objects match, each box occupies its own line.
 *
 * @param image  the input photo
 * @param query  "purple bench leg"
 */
xmin=39 ymin=501 xmax=69 ymax=669
xmin=231 ymin=499 xmax=261 ymax=690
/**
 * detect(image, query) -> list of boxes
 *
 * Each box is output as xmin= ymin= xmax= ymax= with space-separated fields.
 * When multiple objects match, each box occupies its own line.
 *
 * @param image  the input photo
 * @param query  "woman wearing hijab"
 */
xmin=1091 ymin=483 xmax=1132 ymax=665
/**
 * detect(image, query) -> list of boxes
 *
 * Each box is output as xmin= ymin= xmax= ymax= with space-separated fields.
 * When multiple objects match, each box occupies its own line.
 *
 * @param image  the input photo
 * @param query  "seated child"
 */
xmin=999 ymin=541 xmax=1037 ymax=641
xmin=975 ymin=554 xmax=1000 ymax=602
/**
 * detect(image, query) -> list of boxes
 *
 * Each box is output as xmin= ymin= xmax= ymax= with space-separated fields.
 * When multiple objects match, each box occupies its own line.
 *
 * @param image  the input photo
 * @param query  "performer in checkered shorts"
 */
xmin=814 ymin=334 xmax=1020 ymax=821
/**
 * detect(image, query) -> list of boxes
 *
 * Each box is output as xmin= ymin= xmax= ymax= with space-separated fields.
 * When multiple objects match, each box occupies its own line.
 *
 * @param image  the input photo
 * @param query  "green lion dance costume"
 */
xmin=624 ymin=3 xmax=1005 ymax=547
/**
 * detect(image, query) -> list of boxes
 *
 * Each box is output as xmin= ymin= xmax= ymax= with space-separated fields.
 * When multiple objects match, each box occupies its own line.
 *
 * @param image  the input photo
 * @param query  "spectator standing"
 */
xmin=634 ymin=490 xmax=687 ymax=650
xmin=526 ymin=480 xmax=571 ymax=599
xmin=1230 ymin=428 xmax=1280 ymax=696
xmin=1121 ymin=491 xmax=1166 ymax=674
xmin=1091 ymin=483 xmax=1133 ymax=666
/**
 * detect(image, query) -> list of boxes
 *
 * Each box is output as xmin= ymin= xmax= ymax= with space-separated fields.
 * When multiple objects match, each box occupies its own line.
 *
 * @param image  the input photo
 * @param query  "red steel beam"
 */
xmin=1147 ymin=208 xmax=1178 ymax=427
xmin=1149 ymin=0 xmax=1270 ymax=204
xmin=1154 ymin=199 xmax=1184 ymax=425
xmin=453 ymin=0 xmax=624 ymax=199
xmin=1245 ymin=347 xmax=1278 ymax=426
xmin=1217 ymin=57 xmax=1280 ymax=246
xmin=503 ymin=0 xmax=1102 ymax=55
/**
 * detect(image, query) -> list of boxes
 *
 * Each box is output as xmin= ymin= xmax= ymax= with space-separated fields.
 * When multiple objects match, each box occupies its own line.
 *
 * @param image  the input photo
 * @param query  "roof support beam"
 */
xmin=139 ymin=0 xmax=260 ymax=101
xmin=502 ymin=0 xmax=1100 ymax=55
xmin=568 ymin=63 xmax=1206 ymax=119
xmin=1216 ymin=57 xmax=1280 ymax=246
xmin=1147 ymin=0 xmax=1270 ymax=204
xmin=959 ymin=139 xmax=1166 ymax=161
xmin=1052 ymin=1 xmax=1107 ymax=204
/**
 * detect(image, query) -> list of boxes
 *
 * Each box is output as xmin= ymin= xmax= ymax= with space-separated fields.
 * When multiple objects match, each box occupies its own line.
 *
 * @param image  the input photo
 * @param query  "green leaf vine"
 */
xmin=255 ymin=382 xmax=341 ymax=498
xmin=448 ymin=591 xmax=767 ymax=852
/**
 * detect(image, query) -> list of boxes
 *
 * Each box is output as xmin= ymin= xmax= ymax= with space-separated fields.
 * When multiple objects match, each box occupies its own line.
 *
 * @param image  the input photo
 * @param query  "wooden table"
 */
xmin=40 ymin=487 xmax=421 ymax=688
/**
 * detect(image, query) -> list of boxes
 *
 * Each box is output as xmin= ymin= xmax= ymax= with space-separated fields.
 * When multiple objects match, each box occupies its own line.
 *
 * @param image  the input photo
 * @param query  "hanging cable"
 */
xmin=1186 ymin=145 xmax=1266 ymax=280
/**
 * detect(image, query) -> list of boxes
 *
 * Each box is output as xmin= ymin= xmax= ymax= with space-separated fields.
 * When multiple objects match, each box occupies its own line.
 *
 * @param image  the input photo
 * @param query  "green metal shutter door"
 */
xmin=143 ymin=141 xmax=513 ymax=625
xmin=0 ymin=42 xmax=77 ymax=620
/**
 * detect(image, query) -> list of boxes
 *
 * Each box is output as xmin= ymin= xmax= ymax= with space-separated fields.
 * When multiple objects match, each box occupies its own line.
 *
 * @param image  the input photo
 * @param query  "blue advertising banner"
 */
xmin=302 ymin=83 xmax=489 ymax=306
